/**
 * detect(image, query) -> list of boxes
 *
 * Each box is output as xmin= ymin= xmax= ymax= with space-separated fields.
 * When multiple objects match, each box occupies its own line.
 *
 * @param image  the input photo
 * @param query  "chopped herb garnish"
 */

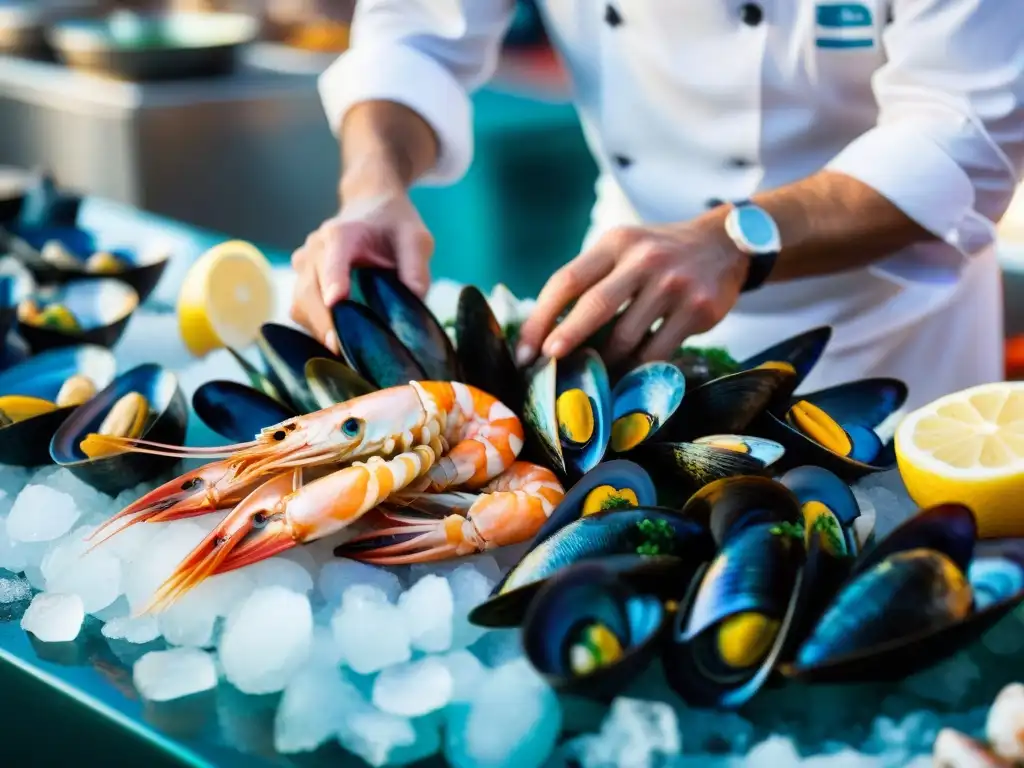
xmin=602 ymin=494 xmax=636 ymax=511
xmin=769 ymin=521 xmax=805 ymax=540
xmin=635 ymin=517 xmax=676 ymax=556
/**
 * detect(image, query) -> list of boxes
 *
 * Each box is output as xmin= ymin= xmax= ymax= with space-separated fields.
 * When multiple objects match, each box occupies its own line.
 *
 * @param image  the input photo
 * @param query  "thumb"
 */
xmin=395 ymin=224 xmax=434 ymax=298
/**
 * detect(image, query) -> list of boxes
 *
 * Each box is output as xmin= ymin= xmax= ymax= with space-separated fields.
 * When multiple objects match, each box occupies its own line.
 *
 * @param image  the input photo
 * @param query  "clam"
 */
xmin=753 ymin=378 xmax=908 ymax=481
xmin=469 ymin=507 xmax=714 ymax=628
xmin=193 ymin=380 xmax=297 ymax=443
xmin=4 ymin=225 xmax=169 ymax=303
xmin=0 ymin=345 xmax=116 ymax=466
xmin=331 ymin=299 xmax=427 ymax=388
xmin=256 ymin=323 xmax=341 ymax=412
xmin=522 ymin=562 xmax=671 ymax=698
xmin=784 ymin=504 xmax=1024 ymax=683
xmin=17 ymin=279 xmax=139 ymax=353
xmin=454 ymin=286 xmax=524 ymax=416
xmin=304 ymin=357 xmax=375 ymax=409
xmin=524 ymin=349 xmax=612 ymax=477
xmin=0 ymin=257 xmax=35 ymax=340
xmin=354 ymin=268 xmax=460 ymax=381
xmin=50 ymin=364 xmax=188 ymax=495
xmin=663 ymin=475 xmax=806 ymax=708
xmin=608 ymin=362 xmax=686 ymax=452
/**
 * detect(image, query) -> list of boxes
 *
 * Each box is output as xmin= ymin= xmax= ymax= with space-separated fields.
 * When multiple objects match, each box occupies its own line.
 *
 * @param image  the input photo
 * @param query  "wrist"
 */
xmin=694 ymin=208 xmax=751 ymax=286
xmin=339 ymin=152 xmax=408 ymax=204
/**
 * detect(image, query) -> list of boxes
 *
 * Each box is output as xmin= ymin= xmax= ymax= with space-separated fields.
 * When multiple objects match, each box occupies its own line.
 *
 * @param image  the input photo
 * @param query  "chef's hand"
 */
xmin=516 ymin=216 xmax=748 ymax=367
xmin=289 ymin=189 xmax=434 ymax=353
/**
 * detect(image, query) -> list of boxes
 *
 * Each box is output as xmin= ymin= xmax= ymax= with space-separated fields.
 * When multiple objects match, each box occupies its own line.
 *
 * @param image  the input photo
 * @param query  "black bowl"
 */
xmin=17 ymin=278 xmax=139 ymax=353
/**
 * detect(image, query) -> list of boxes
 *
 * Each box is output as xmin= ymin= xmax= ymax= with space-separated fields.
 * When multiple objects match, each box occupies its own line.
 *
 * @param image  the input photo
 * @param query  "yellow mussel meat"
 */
xmin=610 ymin=412 xmax=654 ymax=453
xmin=0 ymin=395 xmax=59 ymax=427
xmin=84 ymin=251 xmax=127 ymax=275
xmin=79 ymin=392 xmax=150 ymax=459
xmin=582 ymin=484 xmax=640 ymax=516
xmin=716 ymin=611 xmax=781 ymax=669
xmin=557 ymin=387 xmax=595 ymax=446
xmin=787 ymin=400 xmax=853 ymax=456
xmin=55 ymin=375 xmax=98 ymax=409
xmin=802 ymin=500 xmax=848 ymax=557
xmin=40 ymin=240 xmax=82 ymax=270
xmin=21 ymin=303 xmax=81 ymax=333
xmin=568 ymin=621 xmax=625 ymax=676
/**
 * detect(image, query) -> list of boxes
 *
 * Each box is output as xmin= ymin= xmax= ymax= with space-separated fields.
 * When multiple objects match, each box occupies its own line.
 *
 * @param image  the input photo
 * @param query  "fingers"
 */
xmin=639 ymin=290 xmax=720 ymax=362
xmin=316 ymin=220 xmax=354 ymax=308
xmin=540 ymin=263 xmax=642 ymax=360
xmin=395 ymin=224 xmax=433 ymax=298
xmin=603 ymin=281 xmax=673 ymax=366
xmin=290 ymin=240 xmax=338 ymax=351
xmin=516 ymin=228 xmax=636 ymax=364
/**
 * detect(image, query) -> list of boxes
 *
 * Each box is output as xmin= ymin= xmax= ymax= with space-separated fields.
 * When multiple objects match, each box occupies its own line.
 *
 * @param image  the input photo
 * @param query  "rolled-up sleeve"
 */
xmin=317 ymin=1 xmax=515 ymax=185
xmin=826 ymin=0 xmax=1024 ymax=258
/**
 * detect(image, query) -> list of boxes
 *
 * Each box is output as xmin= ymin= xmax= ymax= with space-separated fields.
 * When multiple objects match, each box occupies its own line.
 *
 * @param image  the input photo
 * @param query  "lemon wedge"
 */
xmin=177 ymin=240 xmax=275 ymax=357
xmin=895 ymin=382 xmax=1024 ymax=538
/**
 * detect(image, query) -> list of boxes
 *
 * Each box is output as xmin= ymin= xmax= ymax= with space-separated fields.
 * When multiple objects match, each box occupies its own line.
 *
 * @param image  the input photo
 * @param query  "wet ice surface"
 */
xmin=0 ymin=299 xmax=1017 ymax=765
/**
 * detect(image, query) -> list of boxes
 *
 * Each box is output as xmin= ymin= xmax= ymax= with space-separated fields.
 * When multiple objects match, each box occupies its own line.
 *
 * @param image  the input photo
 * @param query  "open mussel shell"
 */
xmin=609 ymin=362 xmax=686 ymax=452
xmin=226 ymin=347 xmax=287 ymax=405
xmin=681 ymin=474 xmax=802 ymax=546
xmin=469 ymin=507 xmax=714 ymax=628
xmin=455 ymin=285 xmax=524 ymax=415
xmin=663 ymin=366 xmax=798 ymax=442
xmin=664 ymin=529 xmax=807 ymax=709
xmin=50 ymin=364 xmax=188 ymax=495
xmin=753 ymin=378 xmax=908 ymax=481
xmin=355 ymin=268 xmax=460 ymax=381
xmin=5 ymin=225 xmax=169 ymax=302
xmin=332 ymin=299 xmax=426 ymax=388
xmin=784 ymin=504 xmax=1024 ymax=683
xmin=0 ymin=345 xmax=116 ymax=466
xmin=738 ymin=326 xmax=832 ymax=403
xmin=554 ymin=349 xmax=612 ymax=476
xmin=0 ymin=257 xmax=34 ymax=339
xmin=523 ymin=357 xmax=564 ymax=474
xmin=304 ymin=357 xmax=375 ymax=409
xmin=17 ymin=278 xmax=139 ymax=353
xmin=527 ymin=459 xmax=658 ymax=551
xmin=193 ymin=380 xmax=297 ymax=443
xmin=522 ymin=561 xmax=669 ymax=699
xmin=256 ymin=323 xmax=339 ymax=413
xmin=630 ymin=435 xmax=784 ymax=505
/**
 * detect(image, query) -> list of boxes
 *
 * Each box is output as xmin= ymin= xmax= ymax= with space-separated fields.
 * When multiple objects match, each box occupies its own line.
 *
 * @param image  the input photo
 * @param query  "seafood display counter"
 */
xmin=3 ymin=186 xmax=1024 ymax=768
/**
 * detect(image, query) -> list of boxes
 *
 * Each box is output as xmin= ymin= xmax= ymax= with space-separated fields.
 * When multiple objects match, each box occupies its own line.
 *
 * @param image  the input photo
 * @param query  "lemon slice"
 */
xmin=177 ymin=241 xmax=275 ymax=357
xmin=895 ymin=382 xmax=1024 ymax=538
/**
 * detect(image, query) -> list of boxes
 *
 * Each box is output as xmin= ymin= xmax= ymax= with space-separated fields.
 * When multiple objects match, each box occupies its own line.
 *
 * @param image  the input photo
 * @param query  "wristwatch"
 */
xmin=724 ymin=200 xmax=780 ymax=293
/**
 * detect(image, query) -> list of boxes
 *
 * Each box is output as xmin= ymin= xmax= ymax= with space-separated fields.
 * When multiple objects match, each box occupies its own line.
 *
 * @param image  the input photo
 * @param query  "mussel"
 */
xmin=469 ymin=507 xmax=714 ymax=628
xmin=226 ymin=347 xmax=288 ymax=405
xmin=331 ymin=299 xmax=426 ymax=388
xmin=785 ymin=504 xmax=1024 ymax=683
xmin=50 ymin=364 xmax=188 ymax=495
xmin=608 ymin=362 xmax=686 ymax=452
xmin=524 ymin=350 xmax=612 ymax=477
xmin=192 ymin=380 xmax=297 ymax=443
xmin=663 ymin=475 xmax=807 ymax=708
xmin=256 ymin=323 xmax=340 ymax=412
xmin=522 ymin=561 xmax=671 ymax=699
xmin=4 ymin=225 xmax=170 ymax=303
xmin=354 ymin=268 xmax=460 ymax=381
xmin=752 ymin=378 xmax=908 ymax=481
xmin=0 ymin=345 xmax=116 ymax=466
xmin=0 ymin=257 xmax=34 ymax=340
xmin=16 ymin=279 xmax=139 ymax=353
xmin=12 ymin=171 xmax=82 ymax=229
xmin=454 ymin=285 xmax=524 ymax=415
xmin=304 ymin=357 xmax=375 ymax=409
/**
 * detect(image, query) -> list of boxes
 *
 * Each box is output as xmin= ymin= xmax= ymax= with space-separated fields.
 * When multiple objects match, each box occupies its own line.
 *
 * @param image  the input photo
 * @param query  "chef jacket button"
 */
xmin=728 ymin=157 xmax=752 ymax=168
xmin=739 ymin=3 xmax=764 ymax=25
xmin=604 ymin=4 xmax=623 ymax=27
xmin=613 ymin=154 xmax=633 ymax=169
xmin=705 ymin=198 xmax=725 ymax=209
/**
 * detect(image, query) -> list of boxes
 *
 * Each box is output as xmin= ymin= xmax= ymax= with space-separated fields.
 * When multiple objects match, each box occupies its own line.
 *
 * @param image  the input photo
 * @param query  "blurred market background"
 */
xmin=3 ymin=0 xmax=1024 ymax=372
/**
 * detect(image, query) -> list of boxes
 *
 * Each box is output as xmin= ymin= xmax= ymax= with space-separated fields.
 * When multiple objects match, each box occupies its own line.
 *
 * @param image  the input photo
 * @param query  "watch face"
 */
xmin=735 ymin=206 xmax=780 ymax=253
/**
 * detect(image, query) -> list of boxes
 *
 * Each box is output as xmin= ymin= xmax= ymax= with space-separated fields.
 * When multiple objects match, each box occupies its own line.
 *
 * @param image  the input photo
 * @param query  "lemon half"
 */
xmin=895 ymin=382 xmax=1024 ymax=539
xmin=177 ymin=241 xmax=274 ymax=358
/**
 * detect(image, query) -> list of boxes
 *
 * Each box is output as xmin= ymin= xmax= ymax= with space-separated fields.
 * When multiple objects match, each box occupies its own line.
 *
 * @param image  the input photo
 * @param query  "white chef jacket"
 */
xmin=318 ymin=0 xmax=1024 ymax=410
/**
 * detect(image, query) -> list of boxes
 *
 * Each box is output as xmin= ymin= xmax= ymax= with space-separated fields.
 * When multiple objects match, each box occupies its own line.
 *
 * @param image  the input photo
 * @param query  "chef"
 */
xmin=290 ymin=0 xmax=1024 ymax=408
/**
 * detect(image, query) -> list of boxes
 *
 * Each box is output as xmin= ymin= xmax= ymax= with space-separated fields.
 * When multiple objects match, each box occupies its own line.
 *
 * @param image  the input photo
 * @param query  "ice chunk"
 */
xmin=157 ymin=567 xmax=255 ymax=649
xmin=0 ymin=466 xmax=31 ymax=503
xmin=332 ymin=585 xmax=411 ymax=674
xmin=7 ymin=485 xmax=80 ymax=542
xmin=133 ymin=648 xmax=217 ymax=702
xmin=308 ymin=624 xmax=344 ymax=667
xmin=852 ymin=470 xmax=916 ymax=538
xmin=373 ymin=657 xmax=454 ymax=717
xmin=340 ymin=709 xmax=417 ymax=768
xmin=399 ymin=575 xmax=453 ymax=653
xmin=319 ymin=559 xmax=402 ymax=606
xmin=274 ymin=662 xmax=350 ymax=754
xmin=246 ymin=557 xmax=314 ymax=594
xmin=449 ymin=562 xmax=498 ymax=649
xmin=572 ymin=698 xmax=681 ymax=768
xmin=0 ymin=520 xmax=28 ymax=573
xmin=440 ymin=650 xmax=487 ymax=703
xmin=44 ymin=469 xmax=109 ymax=521
xmin=743 ymin=735 xmax=801 ymax=765
xmin=471 ymin=629 xmax=523 ymax=668
xmin=445 ymin=658 xmax=561 ymax=768
xmin=102 ymin=614 xmax=161 ymax=645
xmin=20 ymin=592 xmax=85 ymax=642
xmin=0 ymin=572 xmax=31 ymax=604
xmin=121 ymin=521 xmax=208 ymax=612
xmin=41 ymin=526 xmax=122 ymax=614
xmin=219 ymin=586 xmax=313 ymax=694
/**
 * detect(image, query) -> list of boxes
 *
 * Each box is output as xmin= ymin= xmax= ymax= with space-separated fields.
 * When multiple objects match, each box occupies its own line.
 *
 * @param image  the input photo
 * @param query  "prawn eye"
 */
xmin=181 ymin=477 xmax=203 ymax=492
xmin=342 ymin=417 xmax=361 ymax=438
xmin=252 ymin=512 xmax=268 ymax=529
